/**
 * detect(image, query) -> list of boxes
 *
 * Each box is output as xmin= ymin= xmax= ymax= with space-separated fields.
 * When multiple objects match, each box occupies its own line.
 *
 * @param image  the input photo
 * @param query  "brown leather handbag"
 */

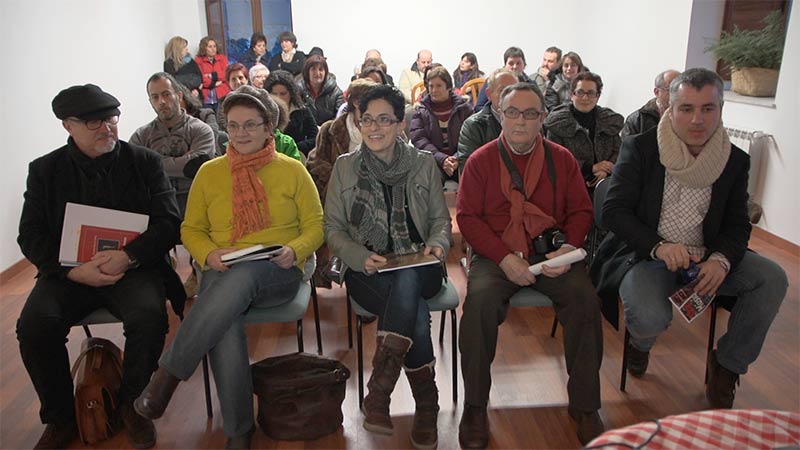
xmin=252 ymin=352 xmax=350 ymax=440
xmin=71 ymin=337 xmax=123 ymax=445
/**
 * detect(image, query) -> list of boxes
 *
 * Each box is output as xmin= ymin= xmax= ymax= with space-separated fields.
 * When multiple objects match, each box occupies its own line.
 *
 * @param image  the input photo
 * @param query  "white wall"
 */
xmin=0 ymin=0 xmax=206 ymax=271
xmin=0 ymin=0 xmax=797 ymax=272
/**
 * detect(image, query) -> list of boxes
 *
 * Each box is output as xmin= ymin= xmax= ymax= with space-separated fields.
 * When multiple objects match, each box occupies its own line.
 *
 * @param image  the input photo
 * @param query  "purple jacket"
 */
xmin=410 ymin=92 xmax=473 ymax=167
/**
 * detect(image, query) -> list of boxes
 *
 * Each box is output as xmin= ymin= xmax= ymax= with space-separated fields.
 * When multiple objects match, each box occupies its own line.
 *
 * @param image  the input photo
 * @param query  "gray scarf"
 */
xmin=349 ymin=141 xmax=417 ymax=254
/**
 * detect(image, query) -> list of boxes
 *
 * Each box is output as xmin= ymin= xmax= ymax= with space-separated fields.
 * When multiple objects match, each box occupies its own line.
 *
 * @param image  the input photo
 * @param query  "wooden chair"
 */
xmin=460 ymin=77 xmax=486 ymax=107
xmin=411 ymin=81 xmax=426 ymax=105
xmin=347 ymin=279 xmax=459 ymax=406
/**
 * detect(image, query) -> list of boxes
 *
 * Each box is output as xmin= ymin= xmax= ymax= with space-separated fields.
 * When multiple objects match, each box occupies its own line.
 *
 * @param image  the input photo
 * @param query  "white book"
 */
xmin=59 ymin=203 xmax=149 ymax=267
xmin=221 ymin=244 xmax=284 ymax=266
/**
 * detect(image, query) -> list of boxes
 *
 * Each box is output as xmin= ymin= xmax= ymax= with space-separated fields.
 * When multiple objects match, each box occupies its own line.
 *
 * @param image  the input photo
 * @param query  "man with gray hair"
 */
xmin=130 ymin=72 xmax=216 ymax=216
xmin=592 ymin=68 xmax=787 ymax=409
xmin=398 ymin=49 xmax=433 ymax=103
xmin=457 ymin=82 xmax=604 ymax=447
xmin=621 ymin=69 xmax=679 ymax=138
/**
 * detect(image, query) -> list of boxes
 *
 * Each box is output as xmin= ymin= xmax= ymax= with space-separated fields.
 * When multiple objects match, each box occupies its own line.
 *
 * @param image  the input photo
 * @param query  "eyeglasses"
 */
xmin=502 ymin=107 xmax=544 ymax=120
xmin=359 ymin=115 xmax=399 ymax=128
xmin=226 ymin=121 xmax=265 ymax=133
xmin=573 ymin=89 xmax=599 ymax=99
xmin=68 ymin=115 xmax=120 ymax=130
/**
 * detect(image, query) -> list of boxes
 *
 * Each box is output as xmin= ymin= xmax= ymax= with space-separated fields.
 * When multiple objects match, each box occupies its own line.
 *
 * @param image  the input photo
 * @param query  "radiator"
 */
xmin=725 ymin=125 xmax=771 ymax=223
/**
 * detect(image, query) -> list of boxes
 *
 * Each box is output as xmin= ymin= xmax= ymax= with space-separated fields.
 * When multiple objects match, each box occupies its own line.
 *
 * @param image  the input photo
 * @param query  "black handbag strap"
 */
xmin=497 ymin=136 xmax=558 ymax=214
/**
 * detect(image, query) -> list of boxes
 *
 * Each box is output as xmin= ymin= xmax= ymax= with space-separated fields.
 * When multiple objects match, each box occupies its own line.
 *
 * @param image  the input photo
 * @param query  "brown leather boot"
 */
xmin=120 ymin=402 xmax=157 ymax=449
xmin=133 ymin=366 xmax=180 ymax=420
xmin=458 ymin=403 xmax=489 ymax=449
xmin=363 ymin=332 xmax=413 ymax=435
xmin=406 ymin=360 xmax=439 ymax=449
xmin=706 ymin=350 xmax=739 ymax=409
xmin=568 ymin=407 xmax=605 ymax=445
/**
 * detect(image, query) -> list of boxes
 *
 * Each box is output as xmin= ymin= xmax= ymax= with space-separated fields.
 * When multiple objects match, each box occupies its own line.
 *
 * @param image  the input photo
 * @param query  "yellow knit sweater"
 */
xmin=181 ymin=152 xmax=324 ymax=268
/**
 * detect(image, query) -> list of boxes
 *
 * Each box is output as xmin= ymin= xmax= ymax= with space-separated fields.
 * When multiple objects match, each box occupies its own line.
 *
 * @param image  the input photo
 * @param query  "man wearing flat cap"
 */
xmin=16 ymin=84 xmax=185 ymax=449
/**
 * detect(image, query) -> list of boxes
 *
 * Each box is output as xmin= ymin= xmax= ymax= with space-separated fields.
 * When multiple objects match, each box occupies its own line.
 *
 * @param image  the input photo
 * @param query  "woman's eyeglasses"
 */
xmin=358 ymin=115 xmax=399 ymax=128
xmin=226 ymin=121 xmax=265 ymax=133
xmin=573 ymin=90 xmax=599 ymax=99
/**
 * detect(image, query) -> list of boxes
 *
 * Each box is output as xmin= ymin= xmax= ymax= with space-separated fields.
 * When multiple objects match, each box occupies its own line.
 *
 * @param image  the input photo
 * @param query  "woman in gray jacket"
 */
xmin=324 ymin=85 xmax=451 ymax=450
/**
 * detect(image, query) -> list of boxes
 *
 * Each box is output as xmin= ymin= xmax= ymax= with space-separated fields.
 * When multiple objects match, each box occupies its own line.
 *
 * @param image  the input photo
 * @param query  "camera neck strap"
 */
xmin=497 ymin=135 xmax=558 ymax=215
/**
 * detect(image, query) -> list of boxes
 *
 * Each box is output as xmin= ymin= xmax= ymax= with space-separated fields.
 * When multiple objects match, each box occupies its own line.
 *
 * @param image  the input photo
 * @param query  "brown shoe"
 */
xmin=134 ymin=366 xmax=181 ymax=420
xmin=458 ymin=404 xmax=488 ymax=449
xmin=569 ymin=408 xmax=605 ymax=445
xmin=120 ymin=402 xmax=156 ymax=449
xmin=406 ymin=360 xmax=439 ymax=449
xmin=363 ymin=332 xmax=413 ymax=435
xmin=627 ymin=344 xmax=650 ymax=377
xmin=33 ymin=419 xmax=77 ymax=449
xmin=706 ymin=350 xmax=739 ymax=409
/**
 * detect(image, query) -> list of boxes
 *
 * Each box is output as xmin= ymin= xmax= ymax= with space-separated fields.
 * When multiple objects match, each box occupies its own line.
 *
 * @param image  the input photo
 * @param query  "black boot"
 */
xmin=33 ymin=419 xmax=77 ymax=449
xmin=706 ymin=350 xmax=740 ymax=409
xmin=133 ymin=367 xmax=180 ymax=420
xmin=363 ymin=332 xmax=412 ymax=435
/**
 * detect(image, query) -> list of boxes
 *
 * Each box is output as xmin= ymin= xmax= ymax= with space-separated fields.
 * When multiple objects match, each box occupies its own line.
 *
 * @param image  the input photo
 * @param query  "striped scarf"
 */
xmin=349 ymin=141 xmax=416 ymax=255
xmin=227 ymin=140 xmax=276 ymax=242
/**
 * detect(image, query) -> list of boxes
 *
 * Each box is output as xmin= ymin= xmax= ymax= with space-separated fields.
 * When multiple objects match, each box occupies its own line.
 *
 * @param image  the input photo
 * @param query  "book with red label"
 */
xmin=76 ymin=225 xmax=141 ymax=263
xmin=59 ymin=203 xmax=149 ymax=267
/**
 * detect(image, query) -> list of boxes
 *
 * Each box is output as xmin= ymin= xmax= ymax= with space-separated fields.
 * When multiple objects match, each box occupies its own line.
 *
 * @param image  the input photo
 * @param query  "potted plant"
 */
xmin=705 ymin=10 xmax=786 ymax=97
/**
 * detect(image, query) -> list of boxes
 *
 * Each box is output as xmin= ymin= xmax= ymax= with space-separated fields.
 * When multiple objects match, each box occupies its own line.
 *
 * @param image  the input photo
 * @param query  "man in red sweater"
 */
xmin=456 ymin=83 xmax=604 ymax=448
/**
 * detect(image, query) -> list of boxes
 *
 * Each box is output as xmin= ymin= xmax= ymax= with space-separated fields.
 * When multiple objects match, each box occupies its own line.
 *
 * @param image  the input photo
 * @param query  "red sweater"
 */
xmin=456 ymin=137 xmax=593 ymax=265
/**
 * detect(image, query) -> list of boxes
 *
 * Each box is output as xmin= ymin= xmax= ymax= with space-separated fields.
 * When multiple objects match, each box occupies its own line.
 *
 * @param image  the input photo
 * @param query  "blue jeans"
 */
xmin=619 ymin=251 xmax=787 ymax=374
xmin=160 ymin=260 xmax=301 ymax=437
xmin=345 ymin=265 xmax=443 ymax=368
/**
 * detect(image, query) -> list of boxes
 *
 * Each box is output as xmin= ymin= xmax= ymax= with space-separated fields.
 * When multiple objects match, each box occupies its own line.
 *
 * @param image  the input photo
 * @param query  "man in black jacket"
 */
xmin=17 ymin=84 xmax=184 ymax=449
xmin=591 ymin=68 xmax=787 ymax=409
xmin=621 ymin=69 xmax=679 ymax=139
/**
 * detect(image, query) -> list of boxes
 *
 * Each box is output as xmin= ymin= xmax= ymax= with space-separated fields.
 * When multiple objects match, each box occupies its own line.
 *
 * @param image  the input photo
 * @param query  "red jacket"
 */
xmin=456 ymin=137 xmax=593 ymax=265
xmin=195 ymin=54 xmax=231 ymax=102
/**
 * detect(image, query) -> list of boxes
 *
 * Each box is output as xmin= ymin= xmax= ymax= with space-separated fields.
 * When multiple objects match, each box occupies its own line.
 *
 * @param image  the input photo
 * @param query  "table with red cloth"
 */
xmin=586 ymin=409 xmax=799 ymax=449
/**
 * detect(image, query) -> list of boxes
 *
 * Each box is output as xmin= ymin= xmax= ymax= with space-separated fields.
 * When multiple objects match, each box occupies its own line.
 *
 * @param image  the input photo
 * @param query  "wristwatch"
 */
xmin=124 ymin=249 xmax=140 ymax=269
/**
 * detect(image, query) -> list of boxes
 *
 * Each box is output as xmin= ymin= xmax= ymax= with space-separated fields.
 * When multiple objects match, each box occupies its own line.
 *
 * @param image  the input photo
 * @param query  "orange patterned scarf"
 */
xmin=498 ymin=133 xmax=557 ymax=259
xmin=227 ymin=140 xmax=276 ymax=242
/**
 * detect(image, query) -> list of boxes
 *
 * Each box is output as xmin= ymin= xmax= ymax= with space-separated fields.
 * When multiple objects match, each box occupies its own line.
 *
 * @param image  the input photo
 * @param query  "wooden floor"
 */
xmin=1 ymin=227 xmax=798 ymax=449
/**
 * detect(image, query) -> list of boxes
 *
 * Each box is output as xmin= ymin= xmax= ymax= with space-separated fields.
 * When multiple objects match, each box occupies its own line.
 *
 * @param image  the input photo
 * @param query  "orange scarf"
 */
xmin=227 ymin=140 xmax=276 ymax=242
xmin=498 ymin=133 xmax=557 ymax=259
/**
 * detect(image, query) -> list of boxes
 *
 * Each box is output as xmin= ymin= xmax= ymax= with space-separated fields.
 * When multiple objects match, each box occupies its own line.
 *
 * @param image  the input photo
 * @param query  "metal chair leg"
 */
xmin=311 ymin=278 xmax=322 ymax=355
xmin=296 ymin=319 xmax=304 ymax=353
xmin=357 ymin=315 xmax=364 ymax=409
xmin=439 ymin=311 xmax=446 ymax=344
xmin=82 ymin=325 xmax=93 ymax=338
xmin=550 ymin=317 xmax=558 ymax=338
xmin=451 ymin=308 xmax=458 ymax=403
xmin=620 ymin=328 xmax=630 ymax=392
xmin=346 ymin=289 xmax=353 ymax=349
xmin=201 ymin=355 xmax=213 ymax=418
xmin=706 ymin=304 xmax=719 ymax=384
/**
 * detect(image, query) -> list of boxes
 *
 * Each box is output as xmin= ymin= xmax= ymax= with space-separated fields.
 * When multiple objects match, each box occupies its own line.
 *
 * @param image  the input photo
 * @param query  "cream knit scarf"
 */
xmin=657 ymin=110 xmax=731 ymax=188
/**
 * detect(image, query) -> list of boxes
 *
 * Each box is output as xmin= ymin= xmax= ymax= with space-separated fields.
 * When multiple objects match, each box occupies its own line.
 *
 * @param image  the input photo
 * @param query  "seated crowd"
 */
xmin=15 ymin=29 xmax=789 ymax=450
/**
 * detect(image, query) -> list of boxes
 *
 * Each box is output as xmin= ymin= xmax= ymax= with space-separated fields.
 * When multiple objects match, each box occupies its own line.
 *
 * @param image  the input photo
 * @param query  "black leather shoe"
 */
xmin=33 ymin=419 xmax=77 ymax=449
xmin=458 ymin=404 xmax=488 ymax=449
xmin=134 ymin=367 xmax=180 ymax=420
xmin=568 ymin=408 xmax=605 ymax=445
xmin=225 ymin=425 xmax=255 ymax=449
xmin=627 ymin=344 xmax=650 ymax=377
xmin=706 ymin=350 xmax=739 ymax=409
xmin=120 ymin=402 xmax=157 ymax=449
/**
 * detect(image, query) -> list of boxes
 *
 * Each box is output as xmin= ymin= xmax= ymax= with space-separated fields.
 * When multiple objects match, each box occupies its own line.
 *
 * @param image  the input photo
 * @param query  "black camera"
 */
xmin=532 ymin=228 xmax=566 ymax=254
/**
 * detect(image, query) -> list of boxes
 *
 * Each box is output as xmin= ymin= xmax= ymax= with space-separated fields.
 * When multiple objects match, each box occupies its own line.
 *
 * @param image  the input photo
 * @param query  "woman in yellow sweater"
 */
xmin=134 ymin=85 xmax=323 ymax=449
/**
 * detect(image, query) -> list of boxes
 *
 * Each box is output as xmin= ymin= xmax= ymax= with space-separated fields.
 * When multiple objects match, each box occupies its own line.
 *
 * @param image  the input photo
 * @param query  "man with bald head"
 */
xmin=621 ymin=69 xmax=679 ymax=138
xmin=398 ymin=49 xmax=433 ymax=103
xmin=456 ymin=68 xmax=525 ymax=171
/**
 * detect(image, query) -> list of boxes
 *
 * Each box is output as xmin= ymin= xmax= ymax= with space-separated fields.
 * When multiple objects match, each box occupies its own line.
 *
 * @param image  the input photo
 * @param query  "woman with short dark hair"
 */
xmin=267 ymin=31 xmax=306 ymax=75
xmin=544 ymin=71 xmax=623 ymax=188
xmin=240 ymin=32 xmax=270 ymax=70
xmin=325 ymin=84 xmax=451 ymax=450
xmin=410 ymin=65 xmax=473 ymax=183
xmin=299 ymin=55 xmax=344 ymax=126
xmin=265 ymin=70 xmax=318 ymax=155
xmin=195 ymin=36 xmax=230 ymax=112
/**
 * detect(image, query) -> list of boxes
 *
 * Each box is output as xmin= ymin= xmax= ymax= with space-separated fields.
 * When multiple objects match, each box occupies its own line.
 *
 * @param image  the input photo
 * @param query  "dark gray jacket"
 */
xmin=622 ymin=98 xmax=661 ymax=139
xmin=456 ymin=103 xmax=502 ymax=169
xmin=299 ymin=74 xmax=344 ymax=126
xmin=544 ymin=104 xmax=623 ymax=181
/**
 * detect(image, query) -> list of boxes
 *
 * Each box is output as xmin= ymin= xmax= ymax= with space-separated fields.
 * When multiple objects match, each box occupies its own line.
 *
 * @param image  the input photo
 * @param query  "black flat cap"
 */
xmin=52 ymin=84 xmax=121 ymax=120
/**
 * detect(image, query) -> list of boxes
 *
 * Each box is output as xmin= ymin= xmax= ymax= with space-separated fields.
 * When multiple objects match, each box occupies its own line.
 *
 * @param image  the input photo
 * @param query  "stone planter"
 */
xmin=731 ymin=67 xmax=780 ymax=97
